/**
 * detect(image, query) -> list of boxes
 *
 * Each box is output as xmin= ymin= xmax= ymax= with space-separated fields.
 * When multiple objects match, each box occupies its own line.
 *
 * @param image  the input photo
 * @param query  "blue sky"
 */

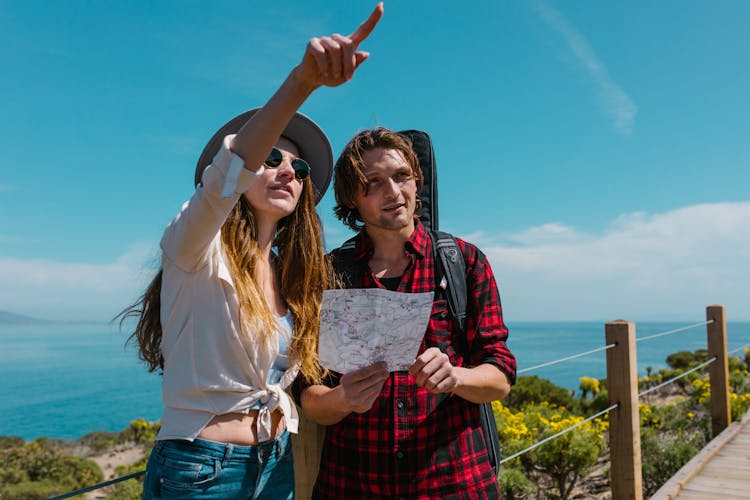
xmin=1 ymin=1 xmax=748 ymax=322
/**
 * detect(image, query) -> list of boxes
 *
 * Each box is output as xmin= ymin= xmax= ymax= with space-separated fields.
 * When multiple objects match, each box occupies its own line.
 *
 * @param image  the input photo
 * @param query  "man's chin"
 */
xmin=374 ymin=216 xmax=414 ymax=231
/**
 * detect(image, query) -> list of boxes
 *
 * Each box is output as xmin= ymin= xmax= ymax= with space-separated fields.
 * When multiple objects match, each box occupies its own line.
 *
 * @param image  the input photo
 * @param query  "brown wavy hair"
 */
xmin=333 ymin=127 xmax=423 ymax=232
xmin=118 ymin=175 xmax=331 ymax=384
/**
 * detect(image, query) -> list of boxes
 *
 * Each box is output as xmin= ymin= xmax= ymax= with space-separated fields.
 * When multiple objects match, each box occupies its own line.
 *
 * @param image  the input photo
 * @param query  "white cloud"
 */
xmin=0 ymin=242 xmax=159 ymax=322
xmin=3 ymin=202 xmax=749 ymax=323
xmin=507 ymin=222 xmax=586 ymax=245
xmin=533 ymin=0 xmax=638 ymax=134
xmin=464 ymin=202 xmax=750 ymax=321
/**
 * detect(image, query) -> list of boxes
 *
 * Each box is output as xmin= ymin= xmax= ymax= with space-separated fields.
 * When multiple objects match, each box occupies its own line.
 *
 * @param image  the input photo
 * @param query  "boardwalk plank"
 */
xmin=695 ymin=466 xmax=750 ymax=481
xmin=678 ymin=489 xmax=750 ymax=500
xmin=651 ymin=412 xmax=750 ymax=499
xmin=687 ymin=475 xmax=750 ymax=493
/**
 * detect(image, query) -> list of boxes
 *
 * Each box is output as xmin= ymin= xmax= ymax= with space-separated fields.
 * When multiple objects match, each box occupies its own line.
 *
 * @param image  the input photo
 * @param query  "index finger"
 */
xmin=408 ymin=348 xmax=438 ymax=376
xmin=349 ymin=2 xmax=384 ymax=46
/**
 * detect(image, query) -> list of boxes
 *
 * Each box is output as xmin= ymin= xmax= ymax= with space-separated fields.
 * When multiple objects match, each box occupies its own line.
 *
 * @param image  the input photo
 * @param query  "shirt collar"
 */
xmin=354 ymin=218 xmax=429 ymax=260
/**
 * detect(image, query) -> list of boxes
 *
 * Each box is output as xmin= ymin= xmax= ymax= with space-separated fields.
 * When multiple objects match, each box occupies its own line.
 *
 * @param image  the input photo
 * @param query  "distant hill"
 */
xmin=0 ymin=310 xmax=52 ymax=325
xmin=0 ymin=309 xmax=110 ymax=326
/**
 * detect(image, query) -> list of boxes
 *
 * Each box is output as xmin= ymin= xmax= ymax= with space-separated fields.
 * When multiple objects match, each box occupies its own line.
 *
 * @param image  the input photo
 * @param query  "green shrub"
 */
xmin=497 ymin=466 xmax=536 ymax=499
xmin=666 ymin=351 xmax=694 ymax=370
xmin=0 ymin=467 xmax=27 ymax=484
xmin=0 ymin=436 xmax=24 ymax=450
xmin=582 ymin=390 xmax=611 ymax=416
xmin=504 ymin=375 xmax=579 ymax=411
xmin=1 ymin=479 xmax=62 ymax=500
xmin=106 ymin=478 xmax=144 ymax=500
xmin=524 ymin=404 xmax=606 ymax=499
xmin=730 ymin=369 xmax=748 ymax=394
xmin=728 ymin=355 xmax=747 ymax=373
xmin=579 ymin=376 xmax=600 ymax=400
xmin=641 ymin=428 xmax=705 ymax=496
xmin=0 ymin=439 xmax=102 ymax=499
xmin=731 ymin=392 xmax=750 ymax=420
xmin=104 ymin=447 xmax=149 ymax=499
xmin=115 ymin=451 xmax=149 ymax=477
xmin=120 ymin=419 xmax=160 ymax=444
xmin=79 ymin=431 xmax=120 ymax=453
xmin=666 ymin=349 xmax=710 ymax=371
xmin=640 ymin=401 xmax=708 ymax=437
xmin=494 ymin=402 xmax=606 ymax=500
xmin=53 ymin=455 xmax=103 ymax=487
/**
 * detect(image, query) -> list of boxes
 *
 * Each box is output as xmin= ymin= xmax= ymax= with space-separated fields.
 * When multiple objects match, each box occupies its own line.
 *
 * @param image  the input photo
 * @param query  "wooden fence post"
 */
xmin=706 ymin=305 xmax=731 ymax=436
xmin=606 ymin=320 xmax=643 ymax=500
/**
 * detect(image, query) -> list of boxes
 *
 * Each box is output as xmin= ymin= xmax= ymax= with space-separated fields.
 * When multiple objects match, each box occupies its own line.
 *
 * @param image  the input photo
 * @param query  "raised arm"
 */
xmin=230 ymin=3 xmax=384 ymax=172
xmin=161 ymin=4 xmax=384 ymax=270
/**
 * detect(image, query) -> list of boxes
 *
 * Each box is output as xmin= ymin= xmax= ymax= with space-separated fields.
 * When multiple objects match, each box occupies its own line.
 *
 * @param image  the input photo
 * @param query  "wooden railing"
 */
xmin=607 ymin=305 xmax=731 ymax=500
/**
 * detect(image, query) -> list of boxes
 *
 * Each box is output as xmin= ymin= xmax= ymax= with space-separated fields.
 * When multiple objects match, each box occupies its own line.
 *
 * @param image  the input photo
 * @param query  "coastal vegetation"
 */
xmin=0 ymin=419 xmax=158 ymax=500
xmin=1 ymin=348 xmax=749 ymax=499
xmin=495 ymin=347 xmax=750 ymax=499
xmin=0 ymin=437 xmax=103 ymax=499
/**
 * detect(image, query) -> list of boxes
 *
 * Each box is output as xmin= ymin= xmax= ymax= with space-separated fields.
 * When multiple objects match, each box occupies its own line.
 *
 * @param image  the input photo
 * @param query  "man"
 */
xmin=296 ymin=128 xmax=516 ymax=498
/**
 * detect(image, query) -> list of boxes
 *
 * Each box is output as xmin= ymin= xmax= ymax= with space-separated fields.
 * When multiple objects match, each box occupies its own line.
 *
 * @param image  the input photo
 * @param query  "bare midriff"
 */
xmin=197 ymin=409 xmax=286 ymax=445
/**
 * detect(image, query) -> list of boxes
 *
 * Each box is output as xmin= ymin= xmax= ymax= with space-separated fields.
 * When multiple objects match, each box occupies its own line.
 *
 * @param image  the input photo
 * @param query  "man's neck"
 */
xmin=365 ymin=220 xmax=415 ymax=265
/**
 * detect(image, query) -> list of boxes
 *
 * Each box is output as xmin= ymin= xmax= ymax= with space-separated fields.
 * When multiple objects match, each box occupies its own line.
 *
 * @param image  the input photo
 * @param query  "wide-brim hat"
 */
xmin=194 ymin=108 xmax=333 ymax=204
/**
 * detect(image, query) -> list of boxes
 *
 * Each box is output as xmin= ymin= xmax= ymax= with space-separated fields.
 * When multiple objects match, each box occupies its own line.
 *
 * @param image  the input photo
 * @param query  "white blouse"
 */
xmin=156 ymin=135 xmax=299 ymax=443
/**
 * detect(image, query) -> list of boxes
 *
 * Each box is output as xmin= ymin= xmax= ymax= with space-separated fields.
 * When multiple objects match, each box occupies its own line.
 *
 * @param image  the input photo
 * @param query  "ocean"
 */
xmin=2 ymin=320 xmax=749 ymax=441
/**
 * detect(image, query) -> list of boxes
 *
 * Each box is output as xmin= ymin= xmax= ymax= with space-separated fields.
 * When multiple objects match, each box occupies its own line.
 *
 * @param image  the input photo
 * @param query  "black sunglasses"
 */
xmin=265 ymin=147 xmax=310 ymax=180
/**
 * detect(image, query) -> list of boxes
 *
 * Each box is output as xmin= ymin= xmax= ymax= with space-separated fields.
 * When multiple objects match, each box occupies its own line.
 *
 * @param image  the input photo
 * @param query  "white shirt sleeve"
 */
xmin=160 ymin=134 xmax=265 ymax=272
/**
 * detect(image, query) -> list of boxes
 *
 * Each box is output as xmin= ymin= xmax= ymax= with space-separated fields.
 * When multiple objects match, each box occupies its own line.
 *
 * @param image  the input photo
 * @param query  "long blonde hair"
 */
xmin=118 ymin=176 xmax=331 ymax=384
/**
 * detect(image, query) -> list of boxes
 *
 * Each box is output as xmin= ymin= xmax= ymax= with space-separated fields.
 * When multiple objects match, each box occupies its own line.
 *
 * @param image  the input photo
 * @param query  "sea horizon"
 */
xmin=2 ymin=319 xmax=749 ymax=441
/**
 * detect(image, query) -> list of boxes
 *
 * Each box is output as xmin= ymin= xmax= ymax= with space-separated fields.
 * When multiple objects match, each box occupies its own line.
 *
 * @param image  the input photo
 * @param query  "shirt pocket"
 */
xmin=422 ymin=299 xmax=460 ymax=365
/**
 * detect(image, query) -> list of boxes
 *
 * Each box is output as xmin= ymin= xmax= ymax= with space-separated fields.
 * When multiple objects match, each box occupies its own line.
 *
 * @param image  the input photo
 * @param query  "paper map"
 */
xmin=319 ymin=288 xmax=435 ymax=373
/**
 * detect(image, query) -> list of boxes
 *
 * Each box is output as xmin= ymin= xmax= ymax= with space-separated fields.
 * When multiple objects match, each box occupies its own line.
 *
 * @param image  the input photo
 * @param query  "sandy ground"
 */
xmin=84 ymin=444 xmax=147 ymax=499
xmin=91 ymin=444 xmax=147 ymax=479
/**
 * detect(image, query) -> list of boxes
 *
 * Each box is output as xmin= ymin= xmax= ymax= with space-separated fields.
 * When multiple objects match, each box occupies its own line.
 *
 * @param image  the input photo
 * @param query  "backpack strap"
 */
xmin=428 ymin=229 xmax=502 ymax=476
xmin=429 ymin=229 xmax=468 ymax=339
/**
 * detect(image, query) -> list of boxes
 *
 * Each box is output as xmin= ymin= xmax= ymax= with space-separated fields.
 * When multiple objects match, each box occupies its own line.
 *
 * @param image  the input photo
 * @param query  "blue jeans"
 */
xmin=141 ymin=431 xmax=293 ymax=499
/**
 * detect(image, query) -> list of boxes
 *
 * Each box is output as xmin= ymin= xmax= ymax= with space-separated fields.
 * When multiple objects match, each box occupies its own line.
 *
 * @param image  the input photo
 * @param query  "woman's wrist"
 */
xmin=287 ymin=64 xmax=320 ymax=96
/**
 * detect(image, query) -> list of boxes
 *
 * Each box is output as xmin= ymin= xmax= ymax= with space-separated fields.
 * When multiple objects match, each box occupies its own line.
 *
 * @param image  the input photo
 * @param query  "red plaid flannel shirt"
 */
xmin=296 ymin=220 xmax=516 ymax=499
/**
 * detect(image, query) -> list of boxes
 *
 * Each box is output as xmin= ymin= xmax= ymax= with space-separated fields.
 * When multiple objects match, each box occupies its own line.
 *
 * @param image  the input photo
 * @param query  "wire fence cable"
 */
xmin=636 ymin=319 xmax=714 ymax=343
xmin=517 ymin=344 xmax=616 ymax=375
xmin=47 ymin=319 xmax=733 ymax=498
xmin=638 ymin=357 xmax=717 ymax=398
xmin=729 ymin=344 xmax=750 ymax=356
xmin=48 ymin=470 xmax=145 ymax=500
xmin=498 ymin=403 xmax=618 ymax=465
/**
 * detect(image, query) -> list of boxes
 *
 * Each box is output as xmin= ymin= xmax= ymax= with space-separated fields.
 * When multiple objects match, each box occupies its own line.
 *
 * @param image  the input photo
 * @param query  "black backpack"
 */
xmin=332 ymin=129 xmax=502 ymax=476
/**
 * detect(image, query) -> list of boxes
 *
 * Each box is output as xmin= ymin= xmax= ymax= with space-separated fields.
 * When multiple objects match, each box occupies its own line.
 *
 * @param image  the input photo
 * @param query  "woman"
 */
xmin=119 ymin=5 xmax=383 ymax=498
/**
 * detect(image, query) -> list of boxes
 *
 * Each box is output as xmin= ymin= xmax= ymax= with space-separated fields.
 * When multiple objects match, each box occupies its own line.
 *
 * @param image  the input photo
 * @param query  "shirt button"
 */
xmin=397 ymin=451 xmax=404 ymax=460
xmin=397 ymin=400 xmax=405 ymax=409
